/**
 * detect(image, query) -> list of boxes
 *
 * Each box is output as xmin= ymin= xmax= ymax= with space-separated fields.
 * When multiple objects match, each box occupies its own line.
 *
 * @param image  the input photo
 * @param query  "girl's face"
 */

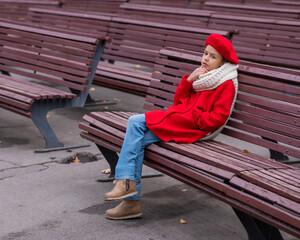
xmin=201 ymin=45 xmax=225 ymax=71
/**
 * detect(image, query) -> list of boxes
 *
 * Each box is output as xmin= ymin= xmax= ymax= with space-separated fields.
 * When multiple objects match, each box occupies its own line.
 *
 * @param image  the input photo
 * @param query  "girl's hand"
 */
xmin=187 ymin=66 xmax=208 ymax=82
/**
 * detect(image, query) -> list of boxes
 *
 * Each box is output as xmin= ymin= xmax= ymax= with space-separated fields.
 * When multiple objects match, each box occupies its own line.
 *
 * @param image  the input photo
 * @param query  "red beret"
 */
xmin=205 ymin=34 xmax=239 ymax=64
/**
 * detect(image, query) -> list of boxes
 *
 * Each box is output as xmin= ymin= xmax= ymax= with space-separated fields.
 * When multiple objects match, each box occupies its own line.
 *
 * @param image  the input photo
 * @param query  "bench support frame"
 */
xmin=233 ymin=208 xmax=283 ymax=240
xmin=31 ymin=40 xmax=106 ymax=149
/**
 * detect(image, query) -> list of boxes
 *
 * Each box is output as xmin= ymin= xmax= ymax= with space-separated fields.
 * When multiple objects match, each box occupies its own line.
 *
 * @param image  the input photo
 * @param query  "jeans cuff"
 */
xmin=114 ymin=175 xmax=135 ymax=181
xmin=125 ymin=195 xmax=140 ymax=201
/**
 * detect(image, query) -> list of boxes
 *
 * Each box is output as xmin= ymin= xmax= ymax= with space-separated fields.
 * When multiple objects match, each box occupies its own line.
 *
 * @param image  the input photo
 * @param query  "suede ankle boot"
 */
xmin=105 ymin=200 xmax=142 ymax=220
xmin=104 ymin=179 xmax=138 ymax=201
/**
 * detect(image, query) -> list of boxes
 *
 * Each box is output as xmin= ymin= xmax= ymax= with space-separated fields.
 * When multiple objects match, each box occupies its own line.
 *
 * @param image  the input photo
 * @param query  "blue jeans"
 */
xmin=115 ymin=114 xmax=161 ymax=200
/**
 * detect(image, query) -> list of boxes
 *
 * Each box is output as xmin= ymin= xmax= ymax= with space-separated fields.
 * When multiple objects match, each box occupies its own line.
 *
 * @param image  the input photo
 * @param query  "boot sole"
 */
xmin=106 ymin=212 xmax=142 ymax=220
xmin=104 ymin=191 xmax=138 ymax=201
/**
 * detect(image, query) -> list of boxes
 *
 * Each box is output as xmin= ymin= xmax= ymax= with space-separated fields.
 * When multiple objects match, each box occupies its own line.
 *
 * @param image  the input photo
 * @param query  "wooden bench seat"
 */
xmin=0 ymin=21 xmax=107 ymax=149
xmin=79 ymin=47 xmax=300 ymax=239
xmin=96 ymin=62 xmax=155 ymax=97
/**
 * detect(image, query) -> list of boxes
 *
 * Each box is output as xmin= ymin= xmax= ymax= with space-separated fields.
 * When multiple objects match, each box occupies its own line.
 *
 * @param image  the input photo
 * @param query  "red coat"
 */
xmin=145 ymin=75 xmax=236 ymax=143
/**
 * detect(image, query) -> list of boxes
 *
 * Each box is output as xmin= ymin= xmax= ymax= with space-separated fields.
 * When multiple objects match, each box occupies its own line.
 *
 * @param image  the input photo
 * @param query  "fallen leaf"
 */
xmin=101 ymin=168 xmax=111 ymax=174
xmin=113 ymin=98 xmax=121 ymax=102
xmin=135 ymin=64 xmax=141 ymax=68
xmin=104 ymin=106 xmax=109 ymax=110
xmin=243 ymin=149 xmax=249 ymax=154
xmin=0 ymin=140 xmax=2 ymax=144
xmin=73 ymin=157 xmax=81 ymax=163
xmin=181 ymin=189 xmax=188 ymax=192
xmin=90 ymin=87 xmax=95 ymax=91
xmin=180 ymin=219 xmax=187 ymax=224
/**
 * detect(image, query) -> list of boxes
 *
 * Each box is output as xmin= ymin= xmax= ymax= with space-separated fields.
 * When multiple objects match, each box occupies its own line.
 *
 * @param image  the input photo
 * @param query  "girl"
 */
xmin=104 ymin=33 xmax=239 ymax=220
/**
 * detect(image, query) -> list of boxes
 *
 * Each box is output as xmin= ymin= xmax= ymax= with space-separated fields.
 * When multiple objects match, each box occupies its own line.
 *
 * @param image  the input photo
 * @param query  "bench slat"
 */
xmin=241 ymin=171 xmax=300 ymax=204
xmin=230 ymin=176 xmax=300 ymax=214
xmin=0 ymin=94 xmax=31 ymax=110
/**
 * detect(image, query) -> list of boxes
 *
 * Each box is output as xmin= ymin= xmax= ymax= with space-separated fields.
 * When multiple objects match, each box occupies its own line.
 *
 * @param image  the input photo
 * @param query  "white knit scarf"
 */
xmin=192 ymin=62 xmax=239 ymax=141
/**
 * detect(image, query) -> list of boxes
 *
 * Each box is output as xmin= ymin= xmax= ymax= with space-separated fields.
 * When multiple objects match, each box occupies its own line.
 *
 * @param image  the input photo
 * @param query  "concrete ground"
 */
xmin=0 ymin=79 xmax=299 ymax=240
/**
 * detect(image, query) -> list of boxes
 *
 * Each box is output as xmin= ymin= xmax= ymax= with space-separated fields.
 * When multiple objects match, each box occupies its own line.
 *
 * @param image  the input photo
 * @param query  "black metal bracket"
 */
xmin=233 ymin=208 xmax=284 ymax=240
xmin=96 ymin=144 xmax=119 ymax=181
xmin=95 ymin=144 xmax=163 ymax=182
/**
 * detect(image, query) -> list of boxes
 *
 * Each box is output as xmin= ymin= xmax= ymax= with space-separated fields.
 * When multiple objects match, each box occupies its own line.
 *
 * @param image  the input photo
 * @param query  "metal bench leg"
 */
xmin=68 ymin=87 xmax=116 ymax=107
xmin=96 ymin=144 xmax=118 ymax=182
xmin=31 ymin=106 xmax=64 ymax=149
xmin=1 ymin=70 xmax=10 ymax=76
xmin=95 ymin=145 xmax=163 ymax=182
xmin=187 ymin=0 xmax=191 ymax=8
xmin=233 ymin=208 xmax=283 ymax=240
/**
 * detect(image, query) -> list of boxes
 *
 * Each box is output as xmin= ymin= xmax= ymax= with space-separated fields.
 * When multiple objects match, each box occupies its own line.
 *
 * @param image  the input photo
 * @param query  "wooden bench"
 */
xmin=207 ymin=13 xmax=300 ymax=69
xmin=0 ymin=0 xmax=61 ymax=21
xmin=60 ymin=0 xmax=127 ymax=14
xmin=271 ymin=0 xmax=300 ymax=8
xmin=118 ymin=3 xmax=214 ymax=27
xmin=79 ymin=47 xmax=300 ymax=239
xmin=95 ymin=16 xmax=233 ymax=96
xmin=128 ymin=0 xmax=192 ymax=8
xmin=117 ymin=3 xmax=300 ymax=69
xmin=26 ymin=7 xmax=114 ymax=38
xmin=203 ymin=1 xmax=300 ymax=20
xmin=25 ymin=7 xmax=231 ymax=97
xmin=25 ymin=7 xmax=153 ymax=98
xmin=0 ymin=21 xmax=107 ymax=149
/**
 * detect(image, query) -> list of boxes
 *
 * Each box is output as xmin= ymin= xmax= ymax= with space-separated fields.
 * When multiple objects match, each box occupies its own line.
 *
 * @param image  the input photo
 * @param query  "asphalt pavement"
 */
xmin=0 ymin=71 xmax=299 ymax=240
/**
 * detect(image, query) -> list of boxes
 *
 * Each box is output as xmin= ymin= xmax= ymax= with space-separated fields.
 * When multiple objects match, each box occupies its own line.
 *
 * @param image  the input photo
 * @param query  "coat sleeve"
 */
xmin=192 ymin=81 xmax=235 ymax=131
xmin=173 ymin=75 xmax=194 ymax=105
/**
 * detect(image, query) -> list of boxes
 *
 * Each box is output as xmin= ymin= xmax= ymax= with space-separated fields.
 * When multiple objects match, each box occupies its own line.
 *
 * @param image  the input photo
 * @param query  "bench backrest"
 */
xmin=26 ymin=7 xmax=113 ymax=38
xmin=60 ymin=0 xmax=127 ymax=14
xmin=203 ymin=1 xmax=300 ymax=20
xmin=118 ymin=3 xmax=213 ymax=26
xmin=208 ymin=14 xmax=300 ymax=68
xmin=128 ymin=0 xmax=191 ymax=8
xmin=118 ymin=3 xmax=300 ymax=69
xmin=0 ymin=0 xmax=60 ymax=21
xmin=145 ymin=47 xmax=300 ymax=159
xmin=0 ymin=21 xmax=104 ymax=106
xmin=102 ymin=17 xmax=231 ymax=68
xmin=26 ymin=5 xmax=232 ymax=72
xmin=272 ymin=0 xmax=300 ymax=8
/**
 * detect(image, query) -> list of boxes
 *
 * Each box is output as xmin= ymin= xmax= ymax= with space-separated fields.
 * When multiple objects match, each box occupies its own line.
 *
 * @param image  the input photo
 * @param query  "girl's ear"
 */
xmin=220 ymin=57 xmax=228 ymax=67
xmin=219 ymin=60 xmax=226 ymax=67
